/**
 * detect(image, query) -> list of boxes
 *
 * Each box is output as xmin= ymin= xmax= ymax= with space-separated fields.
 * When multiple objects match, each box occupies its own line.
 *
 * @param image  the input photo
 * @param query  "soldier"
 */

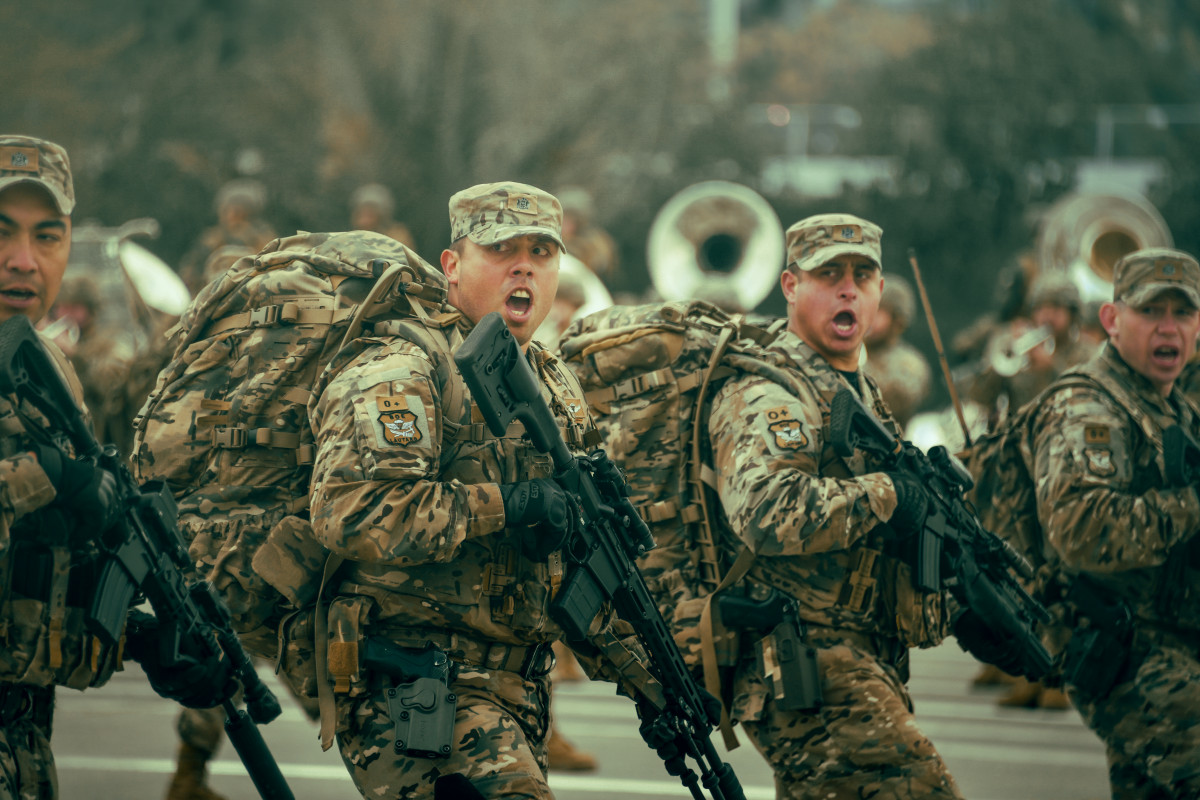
xmin=705 ymin=213 xmax=964 ymax=798
xmin=1025 ymin=248 xmax=1200 ymax=799
xmin=349 ymin=183 xmax=416 ymax=250
xmin=864 ymin=275 xmax=931 ymax=427
xmin=178 ymin=179 xmax=276 ymax=294
xmin=307 ymin=182 xmax=657 ymax=798
xmin=969 ymin=272 xmax=1094 ymax=428
xmin=0 ymin=135 xmax=228 ymax=799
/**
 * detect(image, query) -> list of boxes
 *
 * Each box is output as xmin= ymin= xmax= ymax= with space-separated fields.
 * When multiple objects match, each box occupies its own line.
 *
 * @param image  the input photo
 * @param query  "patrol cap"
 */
xmin=448 ymin=181 xmax=566 ymax=252
xmin=0 ymin=135 xmax=74 ymax=215
xmin=1113 ymin=248 xmax=1200 ymax=309
xmin=785 ymin=213 xmax=881 ymax=272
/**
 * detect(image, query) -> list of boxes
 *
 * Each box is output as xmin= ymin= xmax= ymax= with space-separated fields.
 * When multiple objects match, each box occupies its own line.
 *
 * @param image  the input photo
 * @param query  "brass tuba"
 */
xmin=1035 ymin=190 xmax=1173 ymax=305
xmin=646 ymin=181 xmax=784 ymax=312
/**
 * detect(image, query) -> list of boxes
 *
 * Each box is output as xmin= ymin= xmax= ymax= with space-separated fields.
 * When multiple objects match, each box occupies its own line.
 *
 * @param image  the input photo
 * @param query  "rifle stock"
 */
xmin=828 ymin=385 xmax=1052 ymax=680
xmin=455 ymin=312 xmax=745 ymax=800
xmin=0 ymin=315 xmax=293 ymax=800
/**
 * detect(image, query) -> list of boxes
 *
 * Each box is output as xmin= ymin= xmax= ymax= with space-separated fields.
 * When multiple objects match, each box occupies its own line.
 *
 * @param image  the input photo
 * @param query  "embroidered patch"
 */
xmin=563 ymin=395 xmax=587 ymax=425
xmin=764 ymin=405 xmax=808 ymax=451
xmin=1 ymin=146 xmax=38 ymax=173
xmin=377 ymin=396 xmax=423 ymax=446
xmin=507 ymin=193 xmax=538 ymax=215
xmin=1084 ymin=447 xmax=1116 ymax=477
xmin=1084 ymin=425 xmax=1111 ymax=445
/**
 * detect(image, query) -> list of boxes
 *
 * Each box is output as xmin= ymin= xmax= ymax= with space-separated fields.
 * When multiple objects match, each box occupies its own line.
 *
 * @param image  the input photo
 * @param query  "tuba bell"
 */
xmin=646 ymin=181 xmax=784 ymax=313
xmin=1035 ymin=190 xmax=1173 ymax=305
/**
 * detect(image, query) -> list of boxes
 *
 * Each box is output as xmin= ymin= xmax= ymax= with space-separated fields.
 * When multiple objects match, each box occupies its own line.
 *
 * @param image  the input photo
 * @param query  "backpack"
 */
xmin=559 ymin=300 xmax=787 ymax=747
xmin=961 ymin=364 xmax=1162 ymax=581
xmin=131 ymin=231 xmax=455 ymax=659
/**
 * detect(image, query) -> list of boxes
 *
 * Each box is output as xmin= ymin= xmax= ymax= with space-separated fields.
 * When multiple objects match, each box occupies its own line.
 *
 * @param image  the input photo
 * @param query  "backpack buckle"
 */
xmin=248 ymin=306 xmax=281 ymax=327
xmin=212 ymin=425 xmax=248 ymax=449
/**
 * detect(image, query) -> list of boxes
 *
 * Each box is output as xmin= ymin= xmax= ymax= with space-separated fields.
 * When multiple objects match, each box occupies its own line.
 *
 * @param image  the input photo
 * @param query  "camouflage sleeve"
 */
xmin=1031 ymin=385 xmax=1200 ymax=573
xmin=309 ymin=339 xmax=504 ymax=566
xmin=0 ymin=451 xmax=57 ymax=555
xmin=708 ymin=375 xmax=896 ymax=557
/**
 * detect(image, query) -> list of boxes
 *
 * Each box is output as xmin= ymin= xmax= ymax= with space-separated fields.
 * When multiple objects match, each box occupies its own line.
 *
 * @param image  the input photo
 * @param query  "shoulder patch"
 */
xmin=764 ymin=405 xmax=808 ymax=451
xmin=1083 ymin=447 xmax=1116 ymax=477
xmin=375 ymin=396 xmax=427 ymax=447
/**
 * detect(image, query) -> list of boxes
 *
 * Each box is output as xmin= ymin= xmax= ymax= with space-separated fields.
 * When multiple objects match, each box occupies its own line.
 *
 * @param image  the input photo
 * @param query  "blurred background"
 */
xmin=6 ymin=0 xmax=1200 ymax=417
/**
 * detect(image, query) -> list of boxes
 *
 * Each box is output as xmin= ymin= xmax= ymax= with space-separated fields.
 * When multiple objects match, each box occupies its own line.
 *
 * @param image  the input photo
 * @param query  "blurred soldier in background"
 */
xmin=557 ymin=185 xmax=620 ymax=287
xmin=865 ymin=275 xmax=931 ymax=427
xmin=349 ymin=182 xmax=415 ymax=249
xmin=1024 ymin=248 xmax=1200 ymax=799
xmin=178 ymin=179 xmax=275 ymax=294
xmin=951 ymin=254 xmax=1036 ymax=367
xmin=705 ymin=213 xmax=964 ymax=798
xmin=968 ymin=272 xmax=1093 ymax=429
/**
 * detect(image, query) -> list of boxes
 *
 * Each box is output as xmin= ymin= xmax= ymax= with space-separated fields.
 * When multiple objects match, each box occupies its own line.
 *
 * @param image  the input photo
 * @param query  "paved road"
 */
xmin=53 ymin=643 xmax=1110 ymax=799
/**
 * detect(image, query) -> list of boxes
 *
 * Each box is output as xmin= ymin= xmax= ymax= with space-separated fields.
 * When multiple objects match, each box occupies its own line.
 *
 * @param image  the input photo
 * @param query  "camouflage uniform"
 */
xmin=0 ymin=136 xmax=124 ymax=800
xmin=308 ymin=183 xmax=650 ymax=799
xmin=1027 ymin=251 xmax=1200 ymax=799
xmin=708 ymin=332 xmax=960 ymax=799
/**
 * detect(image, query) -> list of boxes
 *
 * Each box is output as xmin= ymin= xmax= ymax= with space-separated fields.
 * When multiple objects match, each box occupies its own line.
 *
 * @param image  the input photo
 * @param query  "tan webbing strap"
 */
xmin=206 ymin=301 xmax=353 ymax=336
xmin=584 ymin=367 xmax=675 ymax=406
xmin=690 ymin=323 xmax=738 ymax=591
xmin=314 ymin=553 xmax=346 ymax=752
xmin=699 ymin=547 xmax=758 ymax=750
xmin=47 ymin=547 xmax=71 ymax=670
xmin=211 ymin=426 xmax=302 ymax=451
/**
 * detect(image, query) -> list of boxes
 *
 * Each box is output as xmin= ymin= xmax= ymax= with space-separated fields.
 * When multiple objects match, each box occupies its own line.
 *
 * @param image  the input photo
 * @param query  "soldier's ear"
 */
xmin=1098 ymin=302 xmax=1119 ymax=338
xmin=440 ymin=248 xmax=460 ymax=286
xmin=781 ymin=268 xmax=799 ymax=304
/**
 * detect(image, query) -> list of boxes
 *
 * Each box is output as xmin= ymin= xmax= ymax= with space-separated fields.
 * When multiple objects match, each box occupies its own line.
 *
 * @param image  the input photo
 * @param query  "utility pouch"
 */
xmin=754 ymin=621 xmax=822 ymax=712
xmin=364 ymin=637 xmax=457 ymax=759
xmin=1060 ymin=624 xmax=1132 ymax=700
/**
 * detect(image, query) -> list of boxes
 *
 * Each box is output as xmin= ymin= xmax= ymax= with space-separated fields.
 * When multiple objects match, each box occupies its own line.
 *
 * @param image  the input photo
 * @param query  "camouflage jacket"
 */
xmin=1029 ymin=344 xmax=1200 ymax=636
xmin=309 ymin=315 xmax=649 ymax=684
xmin=0 ymin=336 xmax=123 ymax=689
xmin=707 ymin=330 xmax=947 ymax=647
xmin=865 ymin=337 xmax=931 ymax=427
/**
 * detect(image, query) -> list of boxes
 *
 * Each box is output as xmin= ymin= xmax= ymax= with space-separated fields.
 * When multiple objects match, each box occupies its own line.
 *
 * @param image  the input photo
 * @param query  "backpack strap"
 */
xmin=313 ymin=552 xmax=346 ymax=751
xmin=205 ymin=299 xmax=357 ymax=336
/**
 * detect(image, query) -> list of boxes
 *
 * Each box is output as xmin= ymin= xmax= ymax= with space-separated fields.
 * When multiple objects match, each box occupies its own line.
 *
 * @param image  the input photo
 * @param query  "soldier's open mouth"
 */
xmin=1154 ymin=346 xmax=1179 ymax=360
xmin=507 ymin=289 xmax=532 ymax=316
xmin=833 ymin=311 xmax=856 ymax=333
xmin=1 ymin=289 xmax=34 ymax=300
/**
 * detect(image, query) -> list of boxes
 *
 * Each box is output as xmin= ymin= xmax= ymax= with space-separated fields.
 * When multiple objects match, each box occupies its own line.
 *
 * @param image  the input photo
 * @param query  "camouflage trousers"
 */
xmin=336 ymin=666 xmax=553 ymax=799
xmin=1070 ymin=638 xmax=1200 ymax=799
xmin=731 ymin=636 xmax=963 ymax=800
xmin=0 ymin=685 xmax=55 ymax=800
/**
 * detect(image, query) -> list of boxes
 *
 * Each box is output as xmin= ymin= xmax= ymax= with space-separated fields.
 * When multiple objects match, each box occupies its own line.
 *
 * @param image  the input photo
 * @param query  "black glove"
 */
xmin=35 ymin=445 xmax=121 ymax=533
xmin=885 ymin=471 xmax=929 ymax=537
xmin=500 ymin=479 xmax=573 ymax=560
xmin=636 ymin=688 xmax=722 ymax=773
xmin=124 ymin=610 xmax=237 ymax=709
xmin=952 ymin=609 xmax=1027 ymax=678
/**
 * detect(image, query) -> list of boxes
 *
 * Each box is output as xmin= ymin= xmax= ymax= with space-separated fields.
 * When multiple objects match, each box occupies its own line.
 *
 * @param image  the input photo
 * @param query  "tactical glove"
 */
xmin=635 ymin=688 xmax=722 ymax=777
xmin=885 ymin=471 xmax=930 ymax=537
xmin=34 ymin=445 xmax=121 ymax=534
xmin=124 ymin=609 xmax=237 ymax=709
xmin=952 ymin=609 xmax=1028 ymax=678
xmin=500 ymin=479 xmax=574 ymax=560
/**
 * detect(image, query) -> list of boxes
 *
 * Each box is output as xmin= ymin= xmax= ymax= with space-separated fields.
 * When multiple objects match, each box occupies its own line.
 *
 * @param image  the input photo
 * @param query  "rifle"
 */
xmin=455 ymin=312 xmax=745 ymax=800
xmin=828 ymin=385 xmax=1053 ymax=680
xmin=0 ymin=315 xmax=293 ymax=800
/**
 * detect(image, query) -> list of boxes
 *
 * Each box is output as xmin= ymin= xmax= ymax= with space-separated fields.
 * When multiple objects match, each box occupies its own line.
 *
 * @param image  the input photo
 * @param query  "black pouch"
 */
xmin=365 ymin=638 xmax=458 ymax=759
xmin=754 ymin=619 xmax=823 ymax=712
xmin=1060 ymin=624 xmax=1132 ymax=701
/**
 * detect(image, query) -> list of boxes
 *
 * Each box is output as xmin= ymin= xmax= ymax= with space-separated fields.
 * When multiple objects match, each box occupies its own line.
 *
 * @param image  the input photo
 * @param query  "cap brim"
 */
xmin=467 ymin=223 xmax=567 ymax=254
xmin=792 ymin=242 xmax=880 ymax=272
xmin=0 ymin=176 xmax=73 ymax=215
xmin=1123 ymin=283 xmax=1200 ymax=309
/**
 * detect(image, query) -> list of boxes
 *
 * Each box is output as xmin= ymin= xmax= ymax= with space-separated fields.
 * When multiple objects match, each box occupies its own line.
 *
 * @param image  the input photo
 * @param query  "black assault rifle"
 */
xmin=455 ymin=312 xmax=744 ymax=800
xmin=829 ymin=385 xmax=1053 ymax=680
xmin=0 ymin=315 xmax=293 ymax=800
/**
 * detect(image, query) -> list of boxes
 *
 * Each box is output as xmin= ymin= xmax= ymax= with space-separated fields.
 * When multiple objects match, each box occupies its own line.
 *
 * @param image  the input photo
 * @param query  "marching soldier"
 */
xmin=864 ymin=275 xmax=931 ymax=427
xmin=1024 ymin=248 xmax=1200 ymax=798
xmin=704 ymin=214 xmax=964 ymax=798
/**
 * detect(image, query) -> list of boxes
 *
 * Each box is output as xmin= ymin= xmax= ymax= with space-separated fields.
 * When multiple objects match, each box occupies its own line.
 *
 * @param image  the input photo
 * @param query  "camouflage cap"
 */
xmin=448 ymin=181 xmax=566 ymax=252
xmin=1113 ymin=248 xmax=1200 ymax=308
xmin=0 ymin=135 xmax=74 ymax=215
xmin=785 ymin=213 xmax=881 ymax=272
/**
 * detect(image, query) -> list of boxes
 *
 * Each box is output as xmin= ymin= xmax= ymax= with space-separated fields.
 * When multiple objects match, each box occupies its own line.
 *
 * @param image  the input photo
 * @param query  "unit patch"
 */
xmin=1083 ymin=447 xmax=1116 ymax=477
xmin=764 ymin=405 xmax=808 ymax=451
xmin=377 ymin=396 xmax=424 ymax=446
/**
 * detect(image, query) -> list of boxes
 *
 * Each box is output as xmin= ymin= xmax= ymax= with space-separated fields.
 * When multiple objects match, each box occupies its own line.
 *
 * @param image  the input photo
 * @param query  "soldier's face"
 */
xmin=781 ymin=254 xmax=882 ymax=371
xmin=0 ymin=183 xmax=71 ymax=324
xmin=442 ymin=234 xmax=560 ymax=349
xmin=1101 ymin=291 xmax=1200 ymax=395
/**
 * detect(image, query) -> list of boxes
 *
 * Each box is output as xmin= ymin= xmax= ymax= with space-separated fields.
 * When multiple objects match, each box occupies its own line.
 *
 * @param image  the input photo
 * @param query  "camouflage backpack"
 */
xmin=559 ymin=301 xmax=788 ymax=745
xmin=131 ymin=231 xmax=457 ymax=660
